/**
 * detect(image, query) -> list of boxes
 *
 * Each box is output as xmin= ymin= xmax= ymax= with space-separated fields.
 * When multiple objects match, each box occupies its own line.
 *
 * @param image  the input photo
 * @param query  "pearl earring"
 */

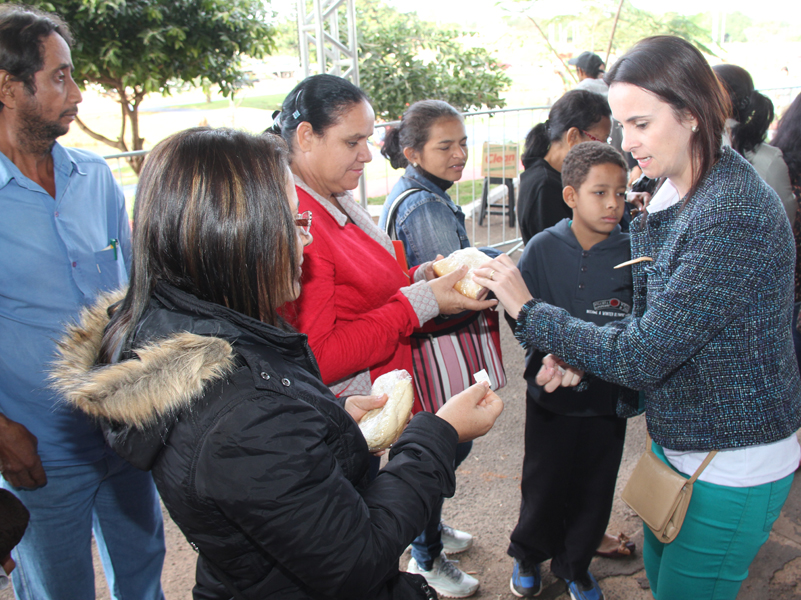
xmin=412 ymin=162 xmax=418 ymax=168
xmin=691 ymin=125 xmax=698 ymax=133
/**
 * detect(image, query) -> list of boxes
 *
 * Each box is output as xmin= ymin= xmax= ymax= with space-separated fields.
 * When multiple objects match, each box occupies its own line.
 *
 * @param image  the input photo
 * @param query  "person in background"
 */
xmin=379 ymin=100 xmax=472 ymax=267
xmin=272 ymin=75 xmax=493 ymax=400
xmin=567 ymin=50 xmax=632 ymax=211
xmin=478 ymin=36 xmax=801 ymax=600
xmin=379 ymin=99 xmax=500 ymax=598
xmin=508 ymin=142 xmax=632 ymax=600
xmin=48 ymin=127 xmax=504 ymax=600
xmin=0 ymin=6 xmax=165 ymax=599
xmin=771 ymin=92 xmax=801 ymax=301
xmin=517 ymin=90 xmax=612 ymax=245
xmin=569 ymin=51 xmax=608 ymax=96
xmin=713 ymin=64 xmax=796 ymax=223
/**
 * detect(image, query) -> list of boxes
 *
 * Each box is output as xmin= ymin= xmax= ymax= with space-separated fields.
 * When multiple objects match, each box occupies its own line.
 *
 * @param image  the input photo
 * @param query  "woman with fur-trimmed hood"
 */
xmin=49 ymin=128 xmax=503 ymax=600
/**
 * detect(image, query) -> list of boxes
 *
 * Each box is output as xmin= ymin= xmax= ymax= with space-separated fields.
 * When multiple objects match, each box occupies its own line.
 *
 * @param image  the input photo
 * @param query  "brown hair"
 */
xmin=605 ymin=36 xmax=730 ymax=199
xmin=380 ymin=100 xmax=464 ymax=169
xmin=99 ymin=128 xmax=297 ymax=363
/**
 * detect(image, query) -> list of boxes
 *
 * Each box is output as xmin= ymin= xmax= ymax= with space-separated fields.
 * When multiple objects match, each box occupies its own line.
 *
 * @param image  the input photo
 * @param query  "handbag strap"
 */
xmin=646 ymin=432 xmax=718 ymax=483
xmin=384 ymin=187 xmax=422 ymax=240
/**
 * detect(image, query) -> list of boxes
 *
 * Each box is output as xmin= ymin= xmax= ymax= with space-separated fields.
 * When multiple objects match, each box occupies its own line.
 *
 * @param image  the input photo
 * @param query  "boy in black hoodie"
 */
xmin=508 ymin=142 xmax=632 ymax=600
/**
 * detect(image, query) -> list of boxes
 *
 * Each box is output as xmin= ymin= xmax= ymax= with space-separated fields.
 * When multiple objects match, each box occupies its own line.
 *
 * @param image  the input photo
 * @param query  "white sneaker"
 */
xmin=441 ymin=523 xmax=473 ymax=554
xmin=407 ymin=552 xmax=479 ymax=598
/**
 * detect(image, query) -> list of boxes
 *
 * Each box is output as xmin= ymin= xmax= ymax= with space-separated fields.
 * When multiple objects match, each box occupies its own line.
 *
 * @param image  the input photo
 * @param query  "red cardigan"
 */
xmin=285 ymin=186 xmax=421 ymax=395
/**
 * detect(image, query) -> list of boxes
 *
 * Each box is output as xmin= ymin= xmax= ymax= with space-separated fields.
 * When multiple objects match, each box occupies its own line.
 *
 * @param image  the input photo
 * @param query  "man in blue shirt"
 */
xmin=0 ymin=6 xmax=165 ymax=599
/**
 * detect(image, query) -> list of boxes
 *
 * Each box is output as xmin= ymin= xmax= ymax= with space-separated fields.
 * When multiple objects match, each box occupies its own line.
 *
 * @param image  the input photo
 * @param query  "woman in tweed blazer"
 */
xmin=477 ymin=36 xmax=801 ymax=600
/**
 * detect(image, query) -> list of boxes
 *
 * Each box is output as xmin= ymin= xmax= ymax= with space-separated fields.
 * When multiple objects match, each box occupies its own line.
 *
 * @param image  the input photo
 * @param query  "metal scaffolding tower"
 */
xmin=297 ymin=0 xmax=359 ymax=86
xmin=296 ymin=0 xmax=367 ymax=204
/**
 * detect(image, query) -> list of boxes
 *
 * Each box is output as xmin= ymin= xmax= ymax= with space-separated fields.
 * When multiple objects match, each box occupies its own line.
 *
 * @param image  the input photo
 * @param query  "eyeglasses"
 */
xmin=582 ymin=130 xmax=607 ymax=143
xmin=295 ymin=210 xmax=312 ymax=236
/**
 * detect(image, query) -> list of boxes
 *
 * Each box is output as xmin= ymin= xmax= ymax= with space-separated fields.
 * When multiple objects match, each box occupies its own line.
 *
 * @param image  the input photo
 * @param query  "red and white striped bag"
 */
xmin=410 ymin=309 xmax=506 ymax=413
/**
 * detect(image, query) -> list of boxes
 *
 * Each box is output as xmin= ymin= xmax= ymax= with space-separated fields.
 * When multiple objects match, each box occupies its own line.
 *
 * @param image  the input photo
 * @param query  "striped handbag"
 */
xmin=410 ymin=309 xmax=506 ymax=413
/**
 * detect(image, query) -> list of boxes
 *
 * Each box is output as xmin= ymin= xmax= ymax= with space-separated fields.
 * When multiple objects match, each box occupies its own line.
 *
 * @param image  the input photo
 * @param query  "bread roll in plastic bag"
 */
xmin=432 ymin=247 xmax=492 ymax=299
xmin=358 ymin=370 xmax=414 ymax=452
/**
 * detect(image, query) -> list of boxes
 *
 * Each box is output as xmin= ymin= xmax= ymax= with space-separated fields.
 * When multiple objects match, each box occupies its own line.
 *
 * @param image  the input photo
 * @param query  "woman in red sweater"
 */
xmin=272 ymin=75 xmax=493 ymax=404
xmin=270 ymin=76 xmax=495 ymax=598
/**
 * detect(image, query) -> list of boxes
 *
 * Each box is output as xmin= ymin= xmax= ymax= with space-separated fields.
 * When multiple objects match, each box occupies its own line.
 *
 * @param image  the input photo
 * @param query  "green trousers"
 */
xmin=643 ymin=443 xmax=793 ymax=600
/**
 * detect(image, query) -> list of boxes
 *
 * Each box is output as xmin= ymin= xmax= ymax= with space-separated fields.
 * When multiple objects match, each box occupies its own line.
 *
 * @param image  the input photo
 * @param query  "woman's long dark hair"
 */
xmin=521 ymin=90 xmax=610 ymax=170
xmin=713 ymin=64 xmax=774 ymax=156
xmin=772 ymin=92 xmax=801 ymax=189
xmin=380 ymin=100 xmax=463 ymax=169
xmin=605 ymin=36 xmax=730 ymax=199
xmin=268 ymin=74 xmax=370 ymax=153
xmin=98 ymin=128 xmax=298 ymax=363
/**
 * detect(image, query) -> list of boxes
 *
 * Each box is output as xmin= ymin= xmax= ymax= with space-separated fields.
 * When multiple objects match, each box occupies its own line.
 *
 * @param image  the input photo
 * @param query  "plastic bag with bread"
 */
xmin=432 ymin=247 xmax=492 ymax=299
xmin=358 ymin=370 xmax=414 ymax=452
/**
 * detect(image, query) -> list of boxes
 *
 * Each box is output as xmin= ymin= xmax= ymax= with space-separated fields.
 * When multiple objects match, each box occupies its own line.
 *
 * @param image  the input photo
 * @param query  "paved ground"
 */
xmin=3 ymin=212 xmax=801 ymax=599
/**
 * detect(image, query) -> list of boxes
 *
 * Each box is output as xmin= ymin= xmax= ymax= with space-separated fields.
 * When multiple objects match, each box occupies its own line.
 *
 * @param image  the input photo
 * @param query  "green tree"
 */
xmin=502 ymin=0 xmax=717 ymax=77
xmin=355 ymin=2 xmax=511 ymax=120
xmin=31 ymin=0 xmax=274 ymax=172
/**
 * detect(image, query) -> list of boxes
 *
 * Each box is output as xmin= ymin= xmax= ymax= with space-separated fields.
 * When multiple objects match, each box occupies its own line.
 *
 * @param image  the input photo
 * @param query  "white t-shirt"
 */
xmin=645 ymin=180 xmax=800 ymax=487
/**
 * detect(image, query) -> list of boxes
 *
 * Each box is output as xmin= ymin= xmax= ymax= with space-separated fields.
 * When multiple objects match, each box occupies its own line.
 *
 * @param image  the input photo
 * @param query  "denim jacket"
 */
xmin=378 ymin=166 xmax=470 ymax=267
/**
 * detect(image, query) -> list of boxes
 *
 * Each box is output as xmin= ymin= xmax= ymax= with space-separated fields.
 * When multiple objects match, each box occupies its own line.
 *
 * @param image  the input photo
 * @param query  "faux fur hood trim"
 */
xmin=49 ymin=289 xmax=237 ymax=429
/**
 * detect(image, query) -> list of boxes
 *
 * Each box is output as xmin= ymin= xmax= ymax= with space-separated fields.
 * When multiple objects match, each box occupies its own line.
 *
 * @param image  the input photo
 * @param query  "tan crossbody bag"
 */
xmin=621 ymin=433 xmax=717 ymax=543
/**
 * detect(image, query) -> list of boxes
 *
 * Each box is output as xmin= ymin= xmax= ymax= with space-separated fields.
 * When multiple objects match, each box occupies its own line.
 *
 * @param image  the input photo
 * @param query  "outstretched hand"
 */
xmin=471 ymin=254 xmax=533 ymax=320
xmin=535 ymin=354 xmax=584 ymax=393
xmin=436 ymin=381 xmax=504 ymax=442
xmin=428 ymin=266 xmax=498 ymax=315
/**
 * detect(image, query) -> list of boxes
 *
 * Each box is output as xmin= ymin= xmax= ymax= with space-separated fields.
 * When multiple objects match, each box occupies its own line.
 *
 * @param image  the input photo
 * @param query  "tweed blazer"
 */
xmin=517 ymin=148 xmax=801 ymax=451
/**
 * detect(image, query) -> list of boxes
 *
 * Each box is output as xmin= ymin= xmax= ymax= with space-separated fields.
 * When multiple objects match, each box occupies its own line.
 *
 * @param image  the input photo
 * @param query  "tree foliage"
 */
xmin=356 ymin=2 xmax=512 ymax=121
xmin=30 ymin=0 xmax=275 ymax=171
xmin=502 ymin=0 xmax=717 ymax=67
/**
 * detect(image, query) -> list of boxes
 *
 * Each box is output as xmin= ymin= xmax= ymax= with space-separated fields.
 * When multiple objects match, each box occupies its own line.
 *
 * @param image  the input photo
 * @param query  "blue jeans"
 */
xmin=411 ymin=441 xmax=473 ymax=570
xmin=2 ymin=451 xmax=165 ymax=600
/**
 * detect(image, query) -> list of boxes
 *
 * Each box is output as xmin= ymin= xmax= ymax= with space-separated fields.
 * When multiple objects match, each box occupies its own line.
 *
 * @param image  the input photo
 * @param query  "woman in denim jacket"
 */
xmin=378 ymin=101 xmax=492 ymax=599
xmin=478 ymin=36 xmax=801 ymax=600
xmin=378 ymin=101 xmax=471 ymax=267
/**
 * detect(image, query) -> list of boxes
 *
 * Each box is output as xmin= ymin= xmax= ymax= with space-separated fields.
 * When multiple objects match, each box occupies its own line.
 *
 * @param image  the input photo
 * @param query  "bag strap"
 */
xmin=646 ymin=432 xmax=718 ymax=483
xmin=384 ymin=187 xmax=422 ymax=240
xmin=411 ymin=309 xmax=482 ymax=339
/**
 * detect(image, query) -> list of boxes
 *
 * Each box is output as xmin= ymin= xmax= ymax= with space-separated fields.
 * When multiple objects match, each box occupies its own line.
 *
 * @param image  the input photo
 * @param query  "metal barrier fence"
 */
xmin=103 ymin=106 xmax=550 ymax=254
xmin=103 ymin=86 xmax=801 ymax=254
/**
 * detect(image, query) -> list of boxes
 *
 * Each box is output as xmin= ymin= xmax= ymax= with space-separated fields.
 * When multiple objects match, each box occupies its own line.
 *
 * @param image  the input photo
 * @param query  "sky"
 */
xmin=388 ymin=0 xmax=801 ymax=25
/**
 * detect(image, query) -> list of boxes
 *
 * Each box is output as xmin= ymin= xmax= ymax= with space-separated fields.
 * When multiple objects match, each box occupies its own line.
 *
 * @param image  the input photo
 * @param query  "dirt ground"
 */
xmin=4 ymin=211 xmax=801 ymax=599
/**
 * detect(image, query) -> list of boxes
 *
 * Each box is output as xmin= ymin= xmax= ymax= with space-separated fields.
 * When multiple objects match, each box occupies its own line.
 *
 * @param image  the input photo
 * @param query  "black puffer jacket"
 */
xmin=51 ymin=283 xmax=458 ymax=599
